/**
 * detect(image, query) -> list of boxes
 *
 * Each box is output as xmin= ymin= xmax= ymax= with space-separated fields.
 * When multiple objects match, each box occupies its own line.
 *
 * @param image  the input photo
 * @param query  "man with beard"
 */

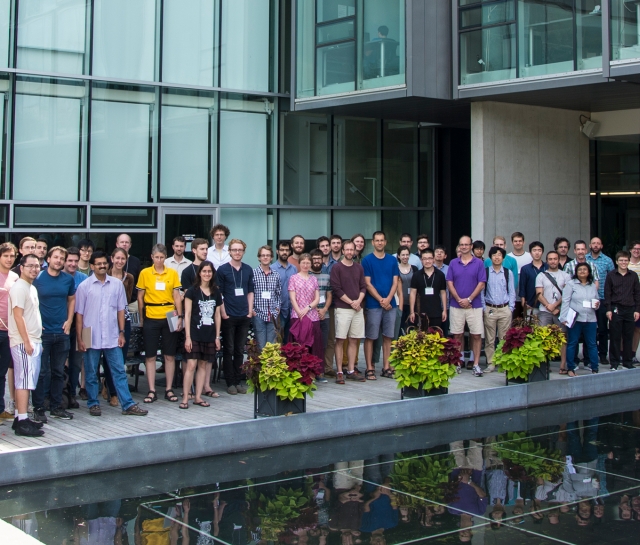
xmin=310 ymin=250 xmax=332 ymax=382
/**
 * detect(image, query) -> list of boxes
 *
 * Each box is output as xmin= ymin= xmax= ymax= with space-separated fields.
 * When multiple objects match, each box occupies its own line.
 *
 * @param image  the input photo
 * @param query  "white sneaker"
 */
xmin=473 ymin=366 xmax=484 ymax=377
xmin=485 ymin=364 xmax=496 ymax=373
xmin=6 ymin=399 xmax=14 ymax=414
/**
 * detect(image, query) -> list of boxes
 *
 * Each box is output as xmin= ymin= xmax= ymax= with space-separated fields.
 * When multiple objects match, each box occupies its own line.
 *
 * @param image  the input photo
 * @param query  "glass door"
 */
xmin=160 ymin=207 xmax=216 ymax=260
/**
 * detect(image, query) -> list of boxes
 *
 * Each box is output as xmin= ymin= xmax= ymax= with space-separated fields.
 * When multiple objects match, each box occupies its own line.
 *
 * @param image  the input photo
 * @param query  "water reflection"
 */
xmin=4 ymin=410 xmax=640 ymax=544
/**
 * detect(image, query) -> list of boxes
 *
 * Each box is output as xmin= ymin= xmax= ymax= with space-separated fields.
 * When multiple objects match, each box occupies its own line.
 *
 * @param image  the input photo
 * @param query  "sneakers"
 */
xmin=89 ymin=405 xmax=102 ymax=416
xmin=68 ymin=396 xmax=80 ymax=409
xmin=336 ymin=372 xmax=345 ymax=384
xmin=456 ymin=365 xmax=462 ymax=374
xmin=109 ymin=396 xmax=119 ymax=407
xmin=236 ymin=384 xmax=247 ymax=394
xmin=6 ymin=399 xmax=14 ymax=414
xmin=50 ymin=407 xmax=74 ymax=420
xmin=14 ymin=418 xmax=44 ymax=437
xmin=599 ymin=355 xmax=609 ymax=365
xmin=633 ymin=357 xmax=639 ymax=364
xmin=122 ymin=404 xmax=148 ymax=416
xmin=316 ymin=375 xmax=329 ymax=383
xmin=610 ymin=366 xmax=618 ymax=371
xmin=79 ymin=388 xmax=88 ymax=400
xmin=0 ymin=410 xmax=13 ymax=419
xmin=472 ymin=366 xmax=484 ymax=377
xmin=345 ymin=371 xmax=366 ymax=382
xmin=227 ymin=385 xmax=238 ymax=395
xmin=466 ymin=361 xmax=474 ymax=370
xmin=32 ymin=408 xmax=48 ymax=423
xmin=485 ymin=364 xmax=496 ymax=373
xmin=12 ymin=417 xmax=43 ymax=430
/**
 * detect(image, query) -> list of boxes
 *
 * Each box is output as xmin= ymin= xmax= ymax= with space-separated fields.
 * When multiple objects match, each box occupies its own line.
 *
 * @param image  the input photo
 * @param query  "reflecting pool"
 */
xmin=3 ymin=393 xmax=640 ymax=544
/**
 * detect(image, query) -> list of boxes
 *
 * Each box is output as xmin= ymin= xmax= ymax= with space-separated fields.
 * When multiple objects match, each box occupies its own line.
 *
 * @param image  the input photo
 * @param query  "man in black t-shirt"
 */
xmin=409 ymin=248 xmax=447 ymax=330
xmin=181 ymin=238 xmax=211 ymax=291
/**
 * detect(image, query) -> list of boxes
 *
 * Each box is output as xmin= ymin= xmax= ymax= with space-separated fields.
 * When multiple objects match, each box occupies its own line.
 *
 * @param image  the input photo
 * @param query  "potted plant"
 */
xmin=493 ymin=432 xmax=564 ymax=482
xmin=244 ymin=342 xmax=323 ymax=418
xmin=389 ymin=328 xmax=461 ymax=399
xmin=390 ymin=452 xmax=455 ymax=509
xmin=250 ymin=486 xmax=309 ymax=541
xmin=493 ymin=319 xmax=565 ymax=384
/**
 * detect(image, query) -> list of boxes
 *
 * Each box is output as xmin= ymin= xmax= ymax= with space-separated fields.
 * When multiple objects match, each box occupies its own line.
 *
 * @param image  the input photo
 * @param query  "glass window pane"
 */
xmin=316 ymin=20 xmax=355 ymax=45
xmin=596 ymin=140 xmax=640 ymax=192
xmin=332 ymin=209 xmax=379 ymax=248
xmin=17 ymin=0 xmax=87 ymax=74
xmin=361 ymin=0 xmax=405 ymax=89
xmin=91 ymin=207 xmax=156 ymax=227
xmin=333 ymin=118 xmax=379 ymax=206
xmin=460 ymin=24 xmax=515 ymax=84
xmin=0 ymin=0 xmax=10 ymax=68
xmin=279 ymin=210 xmax=330 ymax=241
xmin=518 ymin=0 xmax=574 ymax=78
xmin=220 ymin=0 xmax=270 ymax=92
xmin=419 ymin=127 xmax=434 ymax=208
xmin=317 ymin=42 xmax=355 ymax=96
xmin=162 ymin=0 xmax=216 ymax=86
xmin=382 ymin=121 xmax=417 ymax=207
xmin=576 ymin=1 xmax=602 ymax=70
xmin=13 ymin=78 xmax=84 ymax=202
xmin=90 ymin=85 xmax=153 ymax=203
xmin=611 ymin=0 xmax=639 ymax=61
xmin=460 ymin=1 xmax=514 ymax=29
xmin=219 ymin=109 xmax=267 ymax=204
xmin=160 ymin=91 xmax=215 ymax=201
xmin=317 ymin=0 xmax=355 ymax=22
xmin=0 ymin=205 xmax=7 ymax=226
xmin=283 ymin=114 xmax=330 ymax=206
xmin=14 ymin=205 xmax=85 ymax=227
xmin=92 ymin=0 xmax=156 ymax=81
xmin=382 ymin=210 xmax=418 ymax=252
xmin=219 ymin=208 xmax=269 ymax=268
xmin=296 ymin=0 xmax=315 ymax=98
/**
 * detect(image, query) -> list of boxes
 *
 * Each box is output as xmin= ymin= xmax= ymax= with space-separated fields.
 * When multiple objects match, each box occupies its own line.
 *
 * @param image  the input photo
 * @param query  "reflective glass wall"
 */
xmin=296 ymin=0 xmax=405 ymax=99
xmin=459 ymin=0 xmax=602 ymax=85
xmin=611 ymin=0 xmax=640 ymax=62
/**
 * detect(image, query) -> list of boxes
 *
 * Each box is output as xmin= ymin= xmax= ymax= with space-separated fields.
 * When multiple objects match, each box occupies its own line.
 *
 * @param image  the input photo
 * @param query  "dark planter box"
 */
xmin=401 ymin=385 xmax=448 ymax=399
xmin=506 ymin=361 xmax=550 ymax=385
xmin=254 ymin=389 xmax=306 ymax=418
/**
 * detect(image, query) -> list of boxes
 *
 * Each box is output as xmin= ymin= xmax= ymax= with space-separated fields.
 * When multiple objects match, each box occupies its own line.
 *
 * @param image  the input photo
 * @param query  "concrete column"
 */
xmin=471 ymin=102 xmax=591 ymax=250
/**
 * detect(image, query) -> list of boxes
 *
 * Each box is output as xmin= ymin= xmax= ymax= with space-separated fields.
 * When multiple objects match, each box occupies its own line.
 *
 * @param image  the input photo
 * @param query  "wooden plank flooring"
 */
xmin=0 ymin=360 xmax=591 ymax=453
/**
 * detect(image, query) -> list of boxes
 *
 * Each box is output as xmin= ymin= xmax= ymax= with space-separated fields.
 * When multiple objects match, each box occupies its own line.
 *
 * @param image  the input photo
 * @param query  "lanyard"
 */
xmin=423 ymin=271 xmax=435 ymax=289
xmin=231 ymin=266 xmax=243 ymax=290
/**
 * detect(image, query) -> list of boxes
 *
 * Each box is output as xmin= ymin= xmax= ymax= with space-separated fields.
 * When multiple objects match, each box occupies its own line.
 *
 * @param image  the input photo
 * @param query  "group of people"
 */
xmin=2 ymin=224 xmax=638 ymax=437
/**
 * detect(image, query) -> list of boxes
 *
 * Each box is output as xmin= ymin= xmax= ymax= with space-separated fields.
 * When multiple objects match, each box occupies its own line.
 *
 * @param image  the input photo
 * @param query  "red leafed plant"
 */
xmin=281 ymin=343 xmax=323 ymax=385
xmin=501 ymin=325 xmax=533 ymax=354
xmin=439 ymin=337 xmax=463 ymax=365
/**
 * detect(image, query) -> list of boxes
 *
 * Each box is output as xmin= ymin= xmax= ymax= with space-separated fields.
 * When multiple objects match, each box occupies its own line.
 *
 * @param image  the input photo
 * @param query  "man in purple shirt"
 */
xmin=446 ymin=236 xmax=486 ymax=376
xmin=75 ymin=251 xmax=147 ymax=417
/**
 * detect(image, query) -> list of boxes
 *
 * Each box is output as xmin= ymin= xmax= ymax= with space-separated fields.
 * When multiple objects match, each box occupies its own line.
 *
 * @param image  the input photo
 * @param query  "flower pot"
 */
xmin=506 ymin=361 xmax=550 ymax=385
xmin=254 ymin=389 xmax=306 ymax=418
xmin=401 ymin=385 xmax=448 ymax=399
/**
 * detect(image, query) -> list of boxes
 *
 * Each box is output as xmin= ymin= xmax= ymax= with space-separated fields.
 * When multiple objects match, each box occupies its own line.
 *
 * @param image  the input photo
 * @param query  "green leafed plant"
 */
xmin=389 ymin=329 xmax=459 ymax=392
xmin=493 ymin=432 xmax=564 ymax=482
xmin=257 ymin=487 xmax=309 ymax=541
xmin=389 ymin=452 xmax=456 ymax=507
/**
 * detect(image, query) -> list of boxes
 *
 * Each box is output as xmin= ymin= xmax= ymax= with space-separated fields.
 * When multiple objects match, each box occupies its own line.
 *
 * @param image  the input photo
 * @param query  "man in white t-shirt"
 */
xmin=0 ymin=242 xmax=18 ymax=420
xmin=536 ymin=250 xmax=571 ymax=372
xmin=508 ymin=232 xmax=533 ymax=273
xmin=206 ymin=223 xmax=231 ymax=269
xmin=8 ymin=254 xmax=44 ymax=437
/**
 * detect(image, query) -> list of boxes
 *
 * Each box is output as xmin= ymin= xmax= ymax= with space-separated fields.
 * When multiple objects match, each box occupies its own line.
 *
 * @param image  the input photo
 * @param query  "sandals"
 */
xmin=193 ymin=400 xmax=211 ymax=407
xmin=143 ymin=390 xmax=157 ymax=404
xmin=365 ymin=369 xmax=377 ymax=380
xmin=202 ymin=390 xmax=220 ymax=398
xmin=558 ymin=368 xmax=568 ymax=375
xmin=380 ymin=368 xmax=394 ymax=379
xmin=164 ymin=389 xmax=179 ymax=402
xmin=179 ymin=402 xmax=189 ymax=410
xmin=567 ymin=370 xmax=577 ymax=377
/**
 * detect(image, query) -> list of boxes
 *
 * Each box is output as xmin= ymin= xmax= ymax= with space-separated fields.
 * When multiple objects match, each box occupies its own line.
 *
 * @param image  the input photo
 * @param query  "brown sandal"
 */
xmin=365 ymin=370 xmax=377 ymax=380
xmin=567 ymin=370 xmax=577 ymax=377
xmin=558 ymin=369 xmax=568 ymax=375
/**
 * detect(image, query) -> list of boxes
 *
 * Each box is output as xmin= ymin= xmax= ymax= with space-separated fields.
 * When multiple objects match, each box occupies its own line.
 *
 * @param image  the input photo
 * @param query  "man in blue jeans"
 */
xmin=32 ymin=246 xmax=76 ymax=422
xmin=252 ymin=245 xmax=281 ymax=352
xmin=75 ymin=252 xmax=147 ymax=416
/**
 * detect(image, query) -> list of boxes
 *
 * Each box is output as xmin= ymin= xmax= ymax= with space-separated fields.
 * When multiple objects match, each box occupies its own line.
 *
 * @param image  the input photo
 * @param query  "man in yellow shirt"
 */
xmin=137 ymin=244 xmax=182 ymax=404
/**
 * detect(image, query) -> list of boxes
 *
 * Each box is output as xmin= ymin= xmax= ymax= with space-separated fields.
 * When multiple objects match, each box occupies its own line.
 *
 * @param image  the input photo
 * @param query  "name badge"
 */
xmin=582 ymin=300 xmax=591 ymax=308
xmin=202 ymin=317 xmax=213 ymax=326
xmin=425 ymin=287 xmax=434 ymax=295
xmin=319 ymin=295 xmax=326 ymax=304
xmin=261 ymin=291 xmax=271 ymax=300
xmin=155 ymin=282 xmax=166 ymax=291
xmin=235 ymin=288 xmax=244 ymax=296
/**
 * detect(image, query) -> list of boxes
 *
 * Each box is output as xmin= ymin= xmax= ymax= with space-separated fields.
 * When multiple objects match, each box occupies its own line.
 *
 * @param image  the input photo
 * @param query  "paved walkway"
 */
xmin=0 ymin=359 xmax=596 ymax=454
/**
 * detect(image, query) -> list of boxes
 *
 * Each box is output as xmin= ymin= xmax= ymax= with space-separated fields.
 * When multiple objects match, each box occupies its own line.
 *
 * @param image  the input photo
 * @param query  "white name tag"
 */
xmin=202 ymin=317 xmax=213 ymax=326
xmin=320 ymin=295 xmax=326 ymax=304
xmin=425 ymin=287 xmax=434 ymax=295
xmin=235 ymin=288 xmax=244 ymax=296
xmin=261 ymin=291 xmax=271 ymax=300
xmin=582 ymin=300 xmax=592 ymax=308
xmin=155 ymin=282 xmax=166 ymax=291
xmin=407 ymin=287 xmax=410 ymax=294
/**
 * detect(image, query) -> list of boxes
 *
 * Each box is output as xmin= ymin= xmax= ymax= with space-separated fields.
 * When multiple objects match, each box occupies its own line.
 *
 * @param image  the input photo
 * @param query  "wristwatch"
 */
xmin=119 ymin=329 xmax=125 ymax=334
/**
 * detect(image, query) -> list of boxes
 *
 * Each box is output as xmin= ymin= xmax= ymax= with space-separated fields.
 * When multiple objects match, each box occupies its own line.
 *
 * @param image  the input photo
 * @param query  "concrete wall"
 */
xmin=471 ymin=102 xmax=591 ymax=249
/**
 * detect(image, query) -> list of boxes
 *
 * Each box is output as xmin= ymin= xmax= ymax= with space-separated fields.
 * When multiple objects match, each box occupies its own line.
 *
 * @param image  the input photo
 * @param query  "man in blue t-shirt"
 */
xmin=362 ymin=231 xmax=399 ymax=380
xmin=32 ymin=247 xmax=76 ymax=422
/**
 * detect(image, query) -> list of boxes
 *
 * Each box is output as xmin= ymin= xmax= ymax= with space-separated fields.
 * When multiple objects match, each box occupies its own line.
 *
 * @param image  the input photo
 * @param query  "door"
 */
xmin=160 ymin=207 xmax=216 ymax=260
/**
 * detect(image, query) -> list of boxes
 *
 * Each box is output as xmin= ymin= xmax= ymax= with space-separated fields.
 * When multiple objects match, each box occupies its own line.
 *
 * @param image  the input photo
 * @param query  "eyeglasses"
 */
xmin=230 ymin=249 xmax=244 ymax=253
xmin=259 ymin=254 xmax=272 ymax=258
xmin=22 ymin=264 xmax=40 ymax=269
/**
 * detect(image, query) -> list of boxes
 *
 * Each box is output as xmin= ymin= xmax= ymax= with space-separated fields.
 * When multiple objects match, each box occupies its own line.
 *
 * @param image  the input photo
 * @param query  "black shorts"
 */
xmin=143 ymin=318 xmax=178 ymax=358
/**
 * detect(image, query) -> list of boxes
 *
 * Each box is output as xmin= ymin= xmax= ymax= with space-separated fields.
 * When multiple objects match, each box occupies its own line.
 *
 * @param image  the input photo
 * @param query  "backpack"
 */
xmin=485 ymin=267 xmax=510 ymax=295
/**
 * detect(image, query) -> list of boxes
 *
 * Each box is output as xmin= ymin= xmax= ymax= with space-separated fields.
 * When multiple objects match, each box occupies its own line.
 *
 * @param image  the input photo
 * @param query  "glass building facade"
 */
xmin=0 ymin=0 xmax=434 ymax=267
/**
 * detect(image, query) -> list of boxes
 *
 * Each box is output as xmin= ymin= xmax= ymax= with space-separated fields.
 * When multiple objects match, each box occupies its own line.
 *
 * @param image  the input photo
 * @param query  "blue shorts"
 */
xmin=365 ymin=307 xmax=396 ymax=339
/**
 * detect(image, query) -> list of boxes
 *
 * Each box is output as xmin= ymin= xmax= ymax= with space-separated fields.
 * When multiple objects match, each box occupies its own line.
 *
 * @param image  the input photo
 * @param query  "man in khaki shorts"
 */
xmin=446 ymin=236 xmax=486 ymax=376
xmin=329 ymin=241 xmax=367 ymax=384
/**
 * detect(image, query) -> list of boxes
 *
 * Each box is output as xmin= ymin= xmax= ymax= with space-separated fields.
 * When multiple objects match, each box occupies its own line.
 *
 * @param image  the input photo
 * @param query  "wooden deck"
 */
xmin=0 ymin=359 xmax=588 ymax=454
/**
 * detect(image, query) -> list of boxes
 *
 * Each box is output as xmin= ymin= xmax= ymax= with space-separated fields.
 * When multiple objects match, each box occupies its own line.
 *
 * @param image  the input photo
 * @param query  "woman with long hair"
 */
xmin=560 ymin=262 xmax=600 ymax=377
xmin=181 ymin=261 xmax=223 ymax=408
xmin=396 ymin=246 xmax=418 ymax=336
xmin=351 ymin=234 xmax=366 ymax=263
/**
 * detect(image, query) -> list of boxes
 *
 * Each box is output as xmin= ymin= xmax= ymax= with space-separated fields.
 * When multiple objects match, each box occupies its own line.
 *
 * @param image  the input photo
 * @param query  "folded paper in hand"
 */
xmin=565 ymin=308 xmax=578 ymax=328
xmin=167 ymin=311 xmax=180 ymax=332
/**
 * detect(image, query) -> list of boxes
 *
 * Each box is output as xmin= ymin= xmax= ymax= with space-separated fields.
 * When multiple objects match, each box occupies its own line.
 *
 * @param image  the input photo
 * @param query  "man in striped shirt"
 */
xmin=252 ymin=245 xmax=281 ymax=352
